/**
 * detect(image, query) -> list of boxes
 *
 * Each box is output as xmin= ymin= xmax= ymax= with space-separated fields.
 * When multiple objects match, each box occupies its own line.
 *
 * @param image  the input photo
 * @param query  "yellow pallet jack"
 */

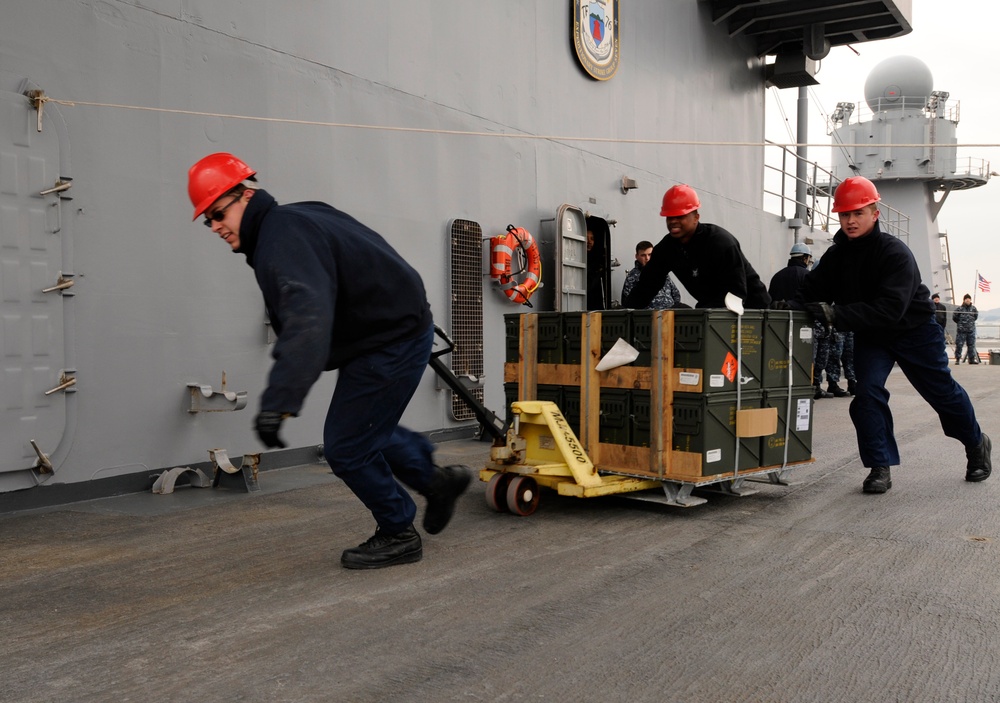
xmin=481 ymin=399 xmax=665 ymax=515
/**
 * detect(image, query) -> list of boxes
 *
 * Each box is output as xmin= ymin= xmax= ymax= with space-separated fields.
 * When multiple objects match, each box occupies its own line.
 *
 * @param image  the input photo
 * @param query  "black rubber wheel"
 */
xmin=486 ymin=473 xmax=513 ymax=513
xmin=505 ymin=475 xmax=540 ymax=516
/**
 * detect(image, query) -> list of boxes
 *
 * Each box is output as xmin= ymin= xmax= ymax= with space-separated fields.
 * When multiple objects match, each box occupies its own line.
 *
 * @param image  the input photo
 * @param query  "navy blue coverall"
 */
xmin=797 ymin=221 xmax=982 ymax=468
xmin=237 ymin=189 xmax=436 ymax=533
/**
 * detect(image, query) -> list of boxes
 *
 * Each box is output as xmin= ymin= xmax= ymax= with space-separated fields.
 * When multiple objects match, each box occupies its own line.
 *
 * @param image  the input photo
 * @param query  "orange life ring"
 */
xmin=490 ymin=225 xmax=542 ymax=306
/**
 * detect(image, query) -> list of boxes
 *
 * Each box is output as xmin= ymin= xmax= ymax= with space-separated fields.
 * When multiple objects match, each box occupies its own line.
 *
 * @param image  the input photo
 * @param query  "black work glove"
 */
xmin=805 ymin=302 xmax=835 ymax=327
xmin=769 ymin=300 xmax=792 ymax=310
xmin=254 ymin=411 xmax=288 ymax=449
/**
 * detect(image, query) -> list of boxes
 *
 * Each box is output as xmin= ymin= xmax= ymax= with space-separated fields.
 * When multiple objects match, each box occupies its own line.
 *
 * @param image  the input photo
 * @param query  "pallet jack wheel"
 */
xmin=486 ymin=473 xmax=514 ymax=513
xmin=505 ymin=475 xmax=540 ymax=516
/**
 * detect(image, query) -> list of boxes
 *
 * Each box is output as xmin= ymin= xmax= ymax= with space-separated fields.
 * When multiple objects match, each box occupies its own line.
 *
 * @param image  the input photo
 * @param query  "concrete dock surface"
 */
xmin=3 ymin=362 xmax=1000 ymax=702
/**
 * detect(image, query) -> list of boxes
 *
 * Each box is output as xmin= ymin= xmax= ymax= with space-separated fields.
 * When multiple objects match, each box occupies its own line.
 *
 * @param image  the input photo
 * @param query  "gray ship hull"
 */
xmin=0 ymin=1 xmax=907 ymax=497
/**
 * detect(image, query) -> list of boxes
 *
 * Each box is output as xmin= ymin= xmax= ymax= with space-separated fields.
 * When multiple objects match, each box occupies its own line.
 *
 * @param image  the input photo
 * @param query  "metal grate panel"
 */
xmin=449 ymin=219 xmax=484 ymax=420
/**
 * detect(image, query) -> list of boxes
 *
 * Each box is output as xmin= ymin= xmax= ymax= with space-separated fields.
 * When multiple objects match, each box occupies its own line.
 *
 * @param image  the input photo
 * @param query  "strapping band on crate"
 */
xmin=733 ymin=309 xmax=743 ymax=477
xmin=782 ymin=309 xmax=794 ymax=469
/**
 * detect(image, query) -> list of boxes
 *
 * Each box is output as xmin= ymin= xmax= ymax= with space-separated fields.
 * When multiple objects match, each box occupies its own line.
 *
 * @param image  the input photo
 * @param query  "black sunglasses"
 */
xmin=203 ymin=194 xmax=242 ymax=228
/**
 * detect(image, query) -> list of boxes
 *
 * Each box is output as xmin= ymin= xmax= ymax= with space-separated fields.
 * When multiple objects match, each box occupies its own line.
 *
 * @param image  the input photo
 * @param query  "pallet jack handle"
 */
xmin=430 ymin=325 xmax=508 ymax=441
xmin=430 ymin=324 xmax=457 ymax=359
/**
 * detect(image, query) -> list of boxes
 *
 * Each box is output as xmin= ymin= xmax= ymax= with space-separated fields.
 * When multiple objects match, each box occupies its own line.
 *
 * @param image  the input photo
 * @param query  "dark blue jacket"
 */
xmin=623 ymin=222 xmax=770 ymax=309
xmin=767 ymin=257 xmax=810 ymax=302
xmin=237 ymin=190 xmax=433 ymax=415
xmin=797 ymin=220 xmax=934 ymax=339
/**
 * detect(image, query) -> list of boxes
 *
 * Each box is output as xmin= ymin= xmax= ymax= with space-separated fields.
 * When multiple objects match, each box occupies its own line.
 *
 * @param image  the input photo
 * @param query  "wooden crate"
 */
xmin=504 ymin=310 xmax=789 ymax=483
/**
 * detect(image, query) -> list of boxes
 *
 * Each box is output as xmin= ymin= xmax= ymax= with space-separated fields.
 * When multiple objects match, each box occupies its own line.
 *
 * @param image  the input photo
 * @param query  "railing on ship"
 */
xmin=846 ymin=95 xmax=960 ymax=127
xmin=763 ymin=141 xmax=910 ymax=243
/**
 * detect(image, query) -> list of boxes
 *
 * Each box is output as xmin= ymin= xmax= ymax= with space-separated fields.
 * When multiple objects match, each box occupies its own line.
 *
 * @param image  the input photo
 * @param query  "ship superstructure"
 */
xmin=828 ymin=55 xmax=991 ymax=300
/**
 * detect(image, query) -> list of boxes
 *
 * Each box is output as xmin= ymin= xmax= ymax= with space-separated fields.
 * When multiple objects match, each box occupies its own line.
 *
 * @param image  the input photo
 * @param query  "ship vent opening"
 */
xmin=448 ymin=219 xmax=484 ymax=421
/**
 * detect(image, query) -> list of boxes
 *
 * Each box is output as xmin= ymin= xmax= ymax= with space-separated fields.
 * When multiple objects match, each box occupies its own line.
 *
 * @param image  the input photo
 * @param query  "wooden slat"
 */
xmin=553 ymin=364 xmax=656 ymax=389
xmin=517 ymin=314 xmax=538 ymax=402
xmin=580 ymin=312 xmax=602 ymax=464
xmin=672 ymin=367 xmax=704 ymax=393
xmin=651 ymin=310 xmax=677 ymax=478
xmin=597 ymin=442 xmax=649 ymax=470
xmin=505 ymin=362 xmax=703 ymax=392
xmin=596 ymin=444 xmax=701 ymax=481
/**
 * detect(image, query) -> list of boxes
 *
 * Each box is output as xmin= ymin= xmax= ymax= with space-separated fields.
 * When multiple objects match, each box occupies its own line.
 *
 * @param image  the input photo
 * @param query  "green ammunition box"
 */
xmin=563 ymin=313 xmax=583 ymax=365
xmin=504 ymin=313 xmax=521 ymax=363
xmin=631 ymin=389 xmax=652 ymax=447
xmin=672 ymin=390 xmax=763 ymax=475
xmin=760 ymin=387 xmax=814 ymax=466
xmin=598 ymin=388 xmax=631 ymax=445
xmin=761 ymin=310 xmax=814 ymax=389
xmin=673 ymin=309 xmax=763 ymax=394
xmin=536 ymin=312 xmax=563 ymax=364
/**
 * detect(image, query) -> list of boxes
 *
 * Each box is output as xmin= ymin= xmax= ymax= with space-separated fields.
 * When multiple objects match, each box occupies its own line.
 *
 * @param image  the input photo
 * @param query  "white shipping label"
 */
xmin=709 ymin=374 xmax=725 ymax=388
xmin=679 ymin=372 xmax=700 ymax=386
xmin=706 ymin=449 xmax=722 ymax=463
xmin=799 ymin=326 xmax=813 ymax=341
xmin=796 ymin=398 xmax=811 ymax=431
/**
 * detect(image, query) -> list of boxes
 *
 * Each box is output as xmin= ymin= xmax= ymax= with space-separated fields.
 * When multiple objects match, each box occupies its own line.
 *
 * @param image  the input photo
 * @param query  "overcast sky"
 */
xmin=765 ymin=0 xmax=999 ymax=309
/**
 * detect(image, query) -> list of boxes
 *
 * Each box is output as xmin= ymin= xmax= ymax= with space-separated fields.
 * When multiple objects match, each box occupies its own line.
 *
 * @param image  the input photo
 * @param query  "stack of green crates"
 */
xmin=502 ymin=309 xmax=813 ymax=470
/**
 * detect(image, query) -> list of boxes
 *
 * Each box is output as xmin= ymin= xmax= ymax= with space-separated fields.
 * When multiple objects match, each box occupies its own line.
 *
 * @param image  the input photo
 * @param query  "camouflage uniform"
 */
xmin=621 ymin=265 xmax=681 ymax=309
xmin=953 ymin=302 xmax=979 ymax=364
xmin=826 ymin=331 xmax=857 ymax=390
xmin=812 ymin=321 xmax=830 ymax=395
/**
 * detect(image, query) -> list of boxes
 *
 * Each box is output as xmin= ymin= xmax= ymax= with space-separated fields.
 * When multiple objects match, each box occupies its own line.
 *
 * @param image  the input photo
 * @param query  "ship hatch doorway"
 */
xmin=532 ymin=204 xmax=611 ymax=312
xmin=0 ymin=89 xmax=70 ymax=481
xmin=585 ymin=215 xmax=612 ymax=310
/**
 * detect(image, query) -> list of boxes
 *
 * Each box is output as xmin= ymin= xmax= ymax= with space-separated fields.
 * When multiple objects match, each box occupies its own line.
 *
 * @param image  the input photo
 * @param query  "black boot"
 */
xmin=341 ymin=526 xmax=423 ymax=569
xmin=862 ymin=466 xmax=892 ymax=494
xmin=966 ymin=433 xmax=992 ymax=482
xmin=827 ymin=381 xmax=848 ymax=398
xmin=422 ymin=464 xmax=472 ymax=534
xmin=813 ymin=384 xmax=829 ymax=400
xmin=847 ymin=379 xmax=857 ymax=396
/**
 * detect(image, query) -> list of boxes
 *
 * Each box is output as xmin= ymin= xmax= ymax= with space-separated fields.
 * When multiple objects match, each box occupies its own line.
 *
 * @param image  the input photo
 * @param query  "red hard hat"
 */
xmin=660 ymin=184 xmax=701 ymax=217
xmin=187 ymin=153 xmax=256 ymax=220
xmin=832 ymin=176 xmax=881 ymax=213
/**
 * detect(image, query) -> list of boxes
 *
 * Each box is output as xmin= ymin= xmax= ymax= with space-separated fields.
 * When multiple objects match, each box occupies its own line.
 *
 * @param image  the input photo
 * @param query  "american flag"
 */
xmin=978 ymin=273 xmax=991 ymax=293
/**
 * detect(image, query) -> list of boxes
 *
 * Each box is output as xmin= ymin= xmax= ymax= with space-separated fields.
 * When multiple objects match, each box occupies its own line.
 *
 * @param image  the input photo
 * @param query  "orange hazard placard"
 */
xmin=721 ymin=352 xmax=738 ymax=383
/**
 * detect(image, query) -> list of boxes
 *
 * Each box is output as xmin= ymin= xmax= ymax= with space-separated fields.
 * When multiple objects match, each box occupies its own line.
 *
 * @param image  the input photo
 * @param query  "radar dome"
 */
xmin=864 ymin=55 xmax=934 ymax=111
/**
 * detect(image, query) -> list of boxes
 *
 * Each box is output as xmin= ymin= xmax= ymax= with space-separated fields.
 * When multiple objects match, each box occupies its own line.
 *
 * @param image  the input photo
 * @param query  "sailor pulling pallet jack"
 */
xmin=187 ymin=153 xmax=471 ymax=570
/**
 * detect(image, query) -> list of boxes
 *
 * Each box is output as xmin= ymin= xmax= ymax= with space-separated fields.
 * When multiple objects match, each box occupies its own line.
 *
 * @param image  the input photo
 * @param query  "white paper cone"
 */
xmin=725 ymin=292 xmax=745 ymax=316
xmin=595 ymin=338 xmax=640 ymax=371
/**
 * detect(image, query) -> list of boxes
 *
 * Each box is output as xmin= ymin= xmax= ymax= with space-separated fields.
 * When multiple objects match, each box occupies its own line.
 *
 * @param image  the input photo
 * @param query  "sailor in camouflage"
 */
xmin=621 ymin=240 xmax=683 ymax=309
